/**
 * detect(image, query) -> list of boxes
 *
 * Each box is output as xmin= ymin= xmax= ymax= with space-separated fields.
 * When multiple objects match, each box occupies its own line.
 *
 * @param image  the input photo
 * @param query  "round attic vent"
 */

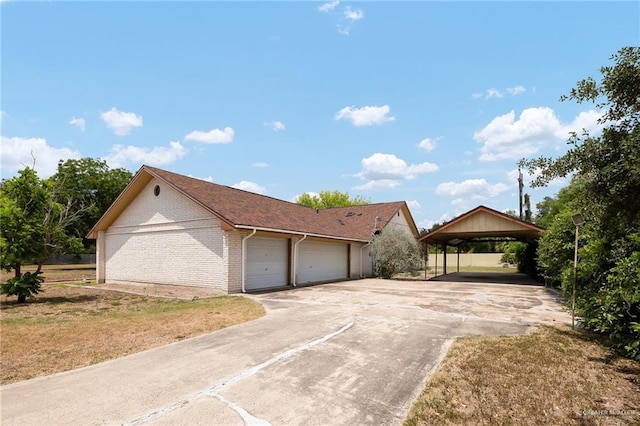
xmin=154 ymin=185 xmax=160 ymax=196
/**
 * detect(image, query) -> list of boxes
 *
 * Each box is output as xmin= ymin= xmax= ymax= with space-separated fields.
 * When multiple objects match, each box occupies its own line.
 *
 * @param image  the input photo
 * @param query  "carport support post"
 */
xmin=434 ymin=244 xmax=438 ymax=277
xmin=457 ymin=245 xmax=460 ymax=273
xmin=443 ymin=243 xmax=447 ymax=275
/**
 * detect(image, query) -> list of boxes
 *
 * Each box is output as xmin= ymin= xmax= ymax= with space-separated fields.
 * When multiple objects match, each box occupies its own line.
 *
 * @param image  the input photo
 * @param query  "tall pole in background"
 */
xmin=518 ymin=168 xmax=524 ymax=220
xmin=571 ymin=213 xmax=585 ymax=329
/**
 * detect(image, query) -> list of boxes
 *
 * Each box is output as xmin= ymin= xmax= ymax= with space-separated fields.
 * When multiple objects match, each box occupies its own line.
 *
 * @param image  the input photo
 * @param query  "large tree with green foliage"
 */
xmin=49 ymin=158 xmax=132 ymax=250
xmin=296 ymin=190 xmax=370 ymax=209
xmin=1 ymin=167 xmax=82 ymax=302
xmin=521 ymin=47 xmax=640 ymax=359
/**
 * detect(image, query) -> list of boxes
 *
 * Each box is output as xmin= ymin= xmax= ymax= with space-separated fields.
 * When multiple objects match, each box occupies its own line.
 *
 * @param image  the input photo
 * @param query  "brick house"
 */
xmin=87 ymin=165 xmax=419 ymax=293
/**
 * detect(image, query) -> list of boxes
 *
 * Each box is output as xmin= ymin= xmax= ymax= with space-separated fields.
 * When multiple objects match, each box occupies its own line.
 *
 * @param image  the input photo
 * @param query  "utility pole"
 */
xmin=518 ymin=168 xmax=524 ymax=220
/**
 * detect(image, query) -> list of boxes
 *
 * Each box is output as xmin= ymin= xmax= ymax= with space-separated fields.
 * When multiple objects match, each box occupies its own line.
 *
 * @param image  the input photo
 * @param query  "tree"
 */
xmin=370 ymin=228 xmax=423 ymax=279
xmin=0 ymin=168 xmax=47 ymax=302
xmin=521 ymin=47 xmax=640 ymax=359
xmin=0 ymin=167 xmax=85 ymax=302
xmin=296 ymin=190 xmax=370 ymax=209
xmin=49 ymin=158 xmax=132 ymax=251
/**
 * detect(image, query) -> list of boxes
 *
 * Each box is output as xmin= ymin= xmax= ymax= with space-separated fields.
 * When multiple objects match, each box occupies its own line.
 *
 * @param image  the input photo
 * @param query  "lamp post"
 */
xmin=571 ymin=213 xmax=585 ymax=329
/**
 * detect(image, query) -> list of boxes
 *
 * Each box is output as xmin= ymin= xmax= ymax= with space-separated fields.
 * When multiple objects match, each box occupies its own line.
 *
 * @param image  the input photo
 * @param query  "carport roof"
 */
xmin=418 ymin=205 xmax=543 ymax=246
xmin=87 ymin=165 xmax=419 ymax=242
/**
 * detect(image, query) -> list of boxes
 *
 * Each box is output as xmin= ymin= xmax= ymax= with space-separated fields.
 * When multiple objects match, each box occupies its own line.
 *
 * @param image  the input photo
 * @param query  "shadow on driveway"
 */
xmin=430 ymin=272 xmax=543 ymax=286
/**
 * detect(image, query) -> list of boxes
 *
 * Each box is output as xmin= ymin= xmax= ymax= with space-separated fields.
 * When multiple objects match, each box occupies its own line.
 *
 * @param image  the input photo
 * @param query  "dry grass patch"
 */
xmin=405 ymin=326 xmax=640 ymax=426
xmin=0 ymin=284 xmax=264 ymax=385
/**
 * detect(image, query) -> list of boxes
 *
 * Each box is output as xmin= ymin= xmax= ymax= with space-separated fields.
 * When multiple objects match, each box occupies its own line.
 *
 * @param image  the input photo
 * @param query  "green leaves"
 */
xmin=524 ymin=47 xmax=640 ymax=360
xmin=49 ymin=158 xmax=132 ymax=247
xmin=0 ymin=271 xmax=44 ymax=303
xmin=296 ymin=190 xmax=370 ymax=209
xmin=370 ymin=228 xmax=423 ymax=279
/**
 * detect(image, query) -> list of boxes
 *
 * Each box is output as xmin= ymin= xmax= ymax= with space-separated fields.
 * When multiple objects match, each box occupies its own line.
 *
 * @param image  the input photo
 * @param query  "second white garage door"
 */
xmin=297 ymin=240 xmax=348 ymax=284
xmin=246 ymin=237 xmax=289 ymax=291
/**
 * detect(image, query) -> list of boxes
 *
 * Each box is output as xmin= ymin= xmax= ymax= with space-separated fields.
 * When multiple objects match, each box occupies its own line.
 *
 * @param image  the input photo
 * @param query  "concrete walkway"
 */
xmin=1 ymin=278 xmax=569 ymax=426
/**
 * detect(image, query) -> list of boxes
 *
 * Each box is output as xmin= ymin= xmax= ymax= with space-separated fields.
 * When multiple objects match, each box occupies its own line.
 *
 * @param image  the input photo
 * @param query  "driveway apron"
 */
xmin=0 ymin=278 xmax=570 ymax=426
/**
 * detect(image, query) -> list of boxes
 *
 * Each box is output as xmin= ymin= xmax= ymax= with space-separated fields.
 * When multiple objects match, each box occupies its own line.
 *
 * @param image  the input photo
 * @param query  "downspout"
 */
xmin=241 ymin=229 xmax=257 ymax=293
xmin=292 ymin=234 xmax=307 ymax=287
xmin=360 ymin=241 xmax=372 ymax=278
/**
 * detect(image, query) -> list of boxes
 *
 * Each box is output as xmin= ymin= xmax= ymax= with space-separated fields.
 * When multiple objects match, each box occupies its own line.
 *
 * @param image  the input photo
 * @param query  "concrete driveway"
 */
xmin=1 ymin=278 xmax=569 ymax=426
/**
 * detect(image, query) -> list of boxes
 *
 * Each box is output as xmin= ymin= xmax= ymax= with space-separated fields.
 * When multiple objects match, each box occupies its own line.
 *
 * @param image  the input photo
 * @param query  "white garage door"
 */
xmin=246 ymin=237 xmax=289 ymax=291
xmin=297 ymin=240 xmax=348 ymax=284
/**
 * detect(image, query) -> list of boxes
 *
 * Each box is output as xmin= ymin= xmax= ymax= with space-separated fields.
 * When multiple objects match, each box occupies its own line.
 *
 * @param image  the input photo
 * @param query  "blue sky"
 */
xmin=2 ymin=1 xmax=638 ymax=230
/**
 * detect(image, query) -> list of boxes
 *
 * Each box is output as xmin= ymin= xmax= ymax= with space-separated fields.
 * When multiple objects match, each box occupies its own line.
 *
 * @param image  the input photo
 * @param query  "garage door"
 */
xmin=297 ymin=240 xmax=348 ymax=284
xmin=246 ymin=237 xmax=289 ymax=291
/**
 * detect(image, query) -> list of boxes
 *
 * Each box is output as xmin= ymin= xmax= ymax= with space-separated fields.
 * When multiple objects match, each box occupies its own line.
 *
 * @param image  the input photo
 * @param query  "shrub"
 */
xmin=371 ymin=228 xmax=423 ymax=279
xmin=1 ymin=272 xmax=44 ymax=303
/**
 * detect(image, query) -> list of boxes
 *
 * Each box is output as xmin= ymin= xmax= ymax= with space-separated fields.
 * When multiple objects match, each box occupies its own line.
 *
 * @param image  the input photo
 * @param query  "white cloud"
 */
xmin=69 ymin=117 xmax=86 ymax=132
xmin=318 ymin=0 xmax=339 ymax=12
xmin=104 ymin=141 xmax=186 ymax=168
xmin=344 ymin=7 xmax=363 ymax=21
xmin=417 ymin=138 xmax=437 ymax=152
xmin=184 ymin=127 xmax=234 ymax=144
xmin=353 ymin=179 xmax=400 ymax=190
xmin=337 ymin=6 xmax=364 ymax=35
xmin=232 ymin=180 xmax=266 ymax=194
xmin=507 ymin=168 xmax=567 ymax=188
xmin=252 ymin=162 xmax=269 ymax=168
xmin=474 ymin=107 xmax=603 ymax=161
xmin=473 ymin=86 xmax=526 ymax=100
xmin=294 ymin=191 xmax=320 ymax=203
xmin=0 ymin=136 xmax=81 ymax=178
xmin=319 ymin=2 xmax=363 ymax=36
xmin=563 ymin=109 xmax=603 ymax=136
xmin=435 ymin=178 xmax=510 ymax=198
xmin=507 ymin=85 xmax=526 ymax=96
xmin=354 ymin=153 xmax=438 ymax=189
xmin=100 ymin=107 xmax=143 ymax=136
xmin=418 ymin=213 xmax=451 ymax=232
xmin=486 ymin=88 xmax=504 ymax=99
xmin=264 ymin=121 xmax=285 ymax=132
xmin=406 ymin=200 xmax=421 ymax=211
xmin=335 ymin=105 xmax=395 ymax=127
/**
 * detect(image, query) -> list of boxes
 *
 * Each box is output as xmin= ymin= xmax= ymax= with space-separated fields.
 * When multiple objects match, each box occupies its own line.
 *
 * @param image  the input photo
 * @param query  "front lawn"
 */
xmin=404 ymin=326 xmax=640 ymax=425
xmin=0 ymin=284 xmax=264 ymax=385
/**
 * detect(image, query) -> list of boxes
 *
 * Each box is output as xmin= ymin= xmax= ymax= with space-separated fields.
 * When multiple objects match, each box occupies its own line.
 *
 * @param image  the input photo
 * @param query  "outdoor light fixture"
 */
xmin=571 ymin=212 xmax=585 ymax=329
xmin=572 ymin=213 xmax=585 ymax=227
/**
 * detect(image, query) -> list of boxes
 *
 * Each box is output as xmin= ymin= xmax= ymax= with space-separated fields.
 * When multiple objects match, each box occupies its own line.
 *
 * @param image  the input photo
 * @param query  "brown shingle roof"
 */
xmin=88 ymin=165 xmax=417 ymax=242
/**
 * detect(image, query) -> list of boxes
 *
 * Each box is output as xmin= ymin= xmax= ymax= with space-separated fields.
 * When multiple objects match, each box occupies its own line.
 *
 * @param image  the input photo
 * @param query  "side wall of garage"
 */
xmin=103 ymin=179 xmax=228 ymax=291
xmin=226 ymin=230 xmax=243 ymax=293
xmin=351 ymin=243 xmax=373 ymax=278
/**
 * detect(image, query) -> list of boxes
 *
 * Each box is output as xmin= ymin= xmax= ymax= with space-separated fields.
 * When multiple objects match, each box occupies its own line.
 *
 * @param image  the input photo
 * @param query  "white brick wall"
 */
xmin=104 ymin=178 xmax=229 ymax=291
xmin=225 ymin=230 xmax=243 ymax=293
xmin=386 ymin=209 xmax=415 ymax=237
xmin=350 ymin=243 xmax=373 ymax=278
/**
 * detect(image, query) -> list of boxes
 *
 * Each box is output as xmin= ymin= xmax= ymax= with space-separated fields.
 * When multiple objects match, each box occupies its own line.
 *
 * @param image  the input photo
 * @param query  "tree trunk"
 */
xmin=17 ymin=293 xmax=26 ymax=303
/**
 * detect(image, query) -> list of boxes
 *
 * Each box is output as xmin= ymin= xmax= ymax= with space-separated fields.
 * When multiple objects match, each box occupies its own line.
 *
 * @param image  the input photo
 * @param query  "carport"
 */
xmin=418 ymin=205 xmax=543 ymax=277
